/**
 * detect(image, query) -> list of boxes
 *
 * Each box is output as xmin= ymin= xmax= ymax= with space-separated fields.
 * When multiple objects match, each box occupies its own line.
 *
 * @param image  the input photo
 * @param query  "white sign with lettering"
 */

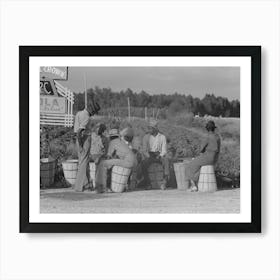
xmin=40 ymin=66 xmax=68 ymax=80
xmin=40 ymin=96 xmax=66 ymax=114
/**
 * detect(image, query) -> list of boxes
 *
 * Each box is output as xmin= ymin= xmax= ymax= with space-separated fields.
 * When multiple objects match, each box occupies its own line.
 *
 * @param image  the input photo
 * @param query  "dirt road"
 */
xmin=40 ymin=188 xmax=240 ymax=213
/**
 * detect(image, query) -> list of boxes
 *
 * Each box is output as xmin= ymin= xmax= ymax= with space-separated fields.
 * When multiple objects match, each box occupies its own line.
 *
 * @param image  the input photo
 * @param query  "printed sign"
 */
xmin=40 ymin=96 xmax=66 ymax=114
xmin=40 ymin=66 xmax=68 ymax=80
xmin=40 ymin=80 xmax=54 ymax=95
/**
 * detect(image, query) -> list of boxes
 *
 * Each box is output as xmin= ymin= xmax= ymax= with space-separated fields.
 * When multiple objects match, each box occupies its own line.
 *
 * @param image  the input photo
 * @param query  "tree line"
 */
xmin=73 ymin=87 xmax=240 ymax=118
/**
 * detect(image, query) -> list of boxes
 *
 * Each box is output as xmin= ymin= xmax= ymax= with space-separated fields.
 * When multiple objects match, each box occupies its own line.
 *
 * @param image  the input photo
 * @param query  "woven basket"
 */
xmin=148 ymin=163 xmax=164 ymax=189
xmin=62 ymin=159 xmax=79 ymax=186
xmin=198 ymin=165 xmax=217 ymax=192
xmin=111 ymin=166 xmax=131 ymax=193
xmin=40 ymin=158 xmax=56 ymax=188
xmin=173 ymin=162 xmax=190 ymax=190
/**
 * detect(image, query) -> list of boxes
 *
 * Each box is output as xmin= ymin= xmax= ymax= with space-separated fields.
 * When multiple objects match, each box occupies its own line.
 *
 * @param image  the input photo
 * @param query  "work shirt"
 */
xmin=107 ymin=138 xmax=135 ymax=166
xmin=90 ymin=132 xmax=105 ymax=156
xmin=74 ymin=109 xmax=90 ymax=133
xmin=201 ymin=132 xmax=221 ymax=155
xmin=148 ymin=133 xmax=167 ymax=157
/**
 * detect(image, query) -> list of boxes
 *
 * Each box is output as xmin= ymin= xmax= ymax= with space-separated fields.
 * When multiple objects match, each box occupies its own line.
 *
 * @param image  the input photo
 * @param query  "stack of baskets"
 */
xmin=111 ymin=166 xmax=132 ymax=193
xmin=40 ymin=158 xmax=56 ymax=188
xmin=173 ymin=158 xmax=192 ymax=191
xmin=62 ymin=159 xmax=79 ymax=186
xmin=198 ymin=165 xmax=217 ymax=192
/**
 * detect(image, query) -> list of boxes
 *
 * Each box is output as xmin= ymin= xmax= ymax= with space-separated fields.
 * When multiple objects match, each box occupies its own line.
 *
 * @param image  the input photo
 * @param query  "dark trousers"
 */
xmin=141 ymin=154 xmax=170 ymax=185
xmin=75 ymin=136 xmax=91 ymax=191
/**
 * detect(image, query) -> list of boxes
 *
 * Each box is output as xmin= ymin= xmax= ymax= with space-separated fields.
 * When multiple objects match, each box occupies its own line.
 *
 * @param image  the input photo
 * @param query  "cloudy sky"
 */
xmin=60 ymin=67 xmax=240 ymax=100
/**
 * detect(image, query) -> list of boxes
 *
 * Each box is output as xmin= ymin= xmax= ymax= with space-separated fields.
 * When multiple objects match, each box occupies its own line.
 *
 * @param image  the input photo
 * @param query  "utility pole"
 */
xmin=145 ymin=107 xmax=147 ymax=120
xmin=156 ymin=109 xmax=160 ymax=120
xmin=84 ymin=72 xmax=87 ymax=109
xmin=127 ymin=97 xmax=131 ymax=121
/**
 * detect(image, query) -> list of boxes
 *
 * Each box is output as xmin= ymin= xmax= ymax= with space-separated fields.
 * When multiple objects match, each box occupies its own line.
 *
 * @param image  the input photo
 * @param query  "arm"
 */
xmin=79 ymin=112 xmax=90 ymax=131
xmin=200 ymin=137 xmax=208 ymax=153
xmin=142 ymin=134 xmax=150 ymax=158
xmin=160 ymin=135 xmax=167 ymax=157
xmin=107 ymin=140 xmax=116 ymax=158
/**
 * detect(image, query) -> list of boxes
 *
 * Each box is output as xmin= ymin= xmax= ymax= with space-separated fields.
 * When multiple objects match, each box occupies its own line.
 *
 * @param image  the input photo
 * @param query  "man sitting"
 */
xmin=141 ymin=119 xmax=169 ymax=190
xmin=95 ymin=128 xmax=136 ymax=193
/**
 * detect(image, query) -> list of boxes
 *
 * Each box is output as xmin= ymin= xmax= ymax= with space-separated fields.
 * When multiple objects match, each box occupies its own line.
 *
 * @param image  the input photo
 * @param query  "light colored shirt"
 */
xmin=148 ymin=133 xmax=167 ymax=157
xmin=74 ymin=109 xmax=89 ymax=133
xmin=107 ymin=138 xmax=135 ymax=166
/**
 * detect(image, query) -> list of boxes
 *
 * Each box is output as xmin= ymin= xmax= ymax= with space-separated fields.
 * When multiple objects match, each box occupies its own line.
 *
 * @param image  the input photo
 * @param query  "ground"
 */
xmin=40 ymin=188 xmax=240 ymax=213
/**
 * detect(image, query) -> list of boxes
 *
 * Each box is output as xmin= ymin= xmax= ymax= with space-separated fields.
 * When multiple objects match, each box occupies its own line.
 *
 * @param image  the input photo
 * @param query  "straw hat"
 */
xmin=108 ymin=128 xmax=119 ymax=137
xmin=148 ymin=119 xmax=158 ymax=128
xmin=87 ymin=100 xmax=101 ymax=115
xmin=120 ymin=127 xmax=134 ymax=138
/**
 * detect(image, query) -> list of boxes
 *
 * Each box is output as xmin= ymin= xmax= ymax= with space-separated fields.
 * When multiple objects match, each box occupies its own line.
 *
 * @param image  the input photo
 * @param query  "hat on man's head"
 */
xmin=87 ymin=100 xmax=101 ymax=115
xmin=108 ymin=128 xmax=119 ymax=137
xmin=148 ymin=119 xmax=158 ymax=128
xmin=120 ymin=127 xmax=134 ymax=138
xmin=205 ymin=120 xmax=217 ymax=131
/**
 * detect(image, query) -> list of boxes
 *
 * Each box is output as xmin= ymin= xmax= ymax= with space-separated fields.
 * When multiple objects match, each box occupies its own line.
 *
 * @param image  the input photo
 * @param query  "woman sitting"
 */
xmin=187 ymin=120 xmax=221 ymax=192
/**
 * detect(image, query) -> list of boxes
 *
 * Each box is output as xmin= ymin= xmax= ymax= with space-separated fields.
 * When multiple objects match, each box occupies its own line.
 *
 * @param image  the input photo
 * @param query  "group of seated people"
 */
xmin=73 ymin=101 xmax=221 ymax=193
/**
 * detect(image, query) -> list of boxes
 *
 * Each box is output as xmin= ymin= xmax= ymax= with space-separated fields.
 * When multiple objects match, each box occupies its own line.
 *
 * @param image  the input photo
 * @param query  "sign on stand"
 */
xmin=40 ymin=67 xmax=74 ymax=127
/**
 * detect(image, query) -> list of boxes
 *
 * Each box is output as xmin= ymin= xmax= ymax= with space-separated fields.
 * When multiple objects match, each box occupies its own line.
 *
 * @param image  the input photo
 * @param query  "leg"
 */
xmin=74 ymin=136 xmax=91 ymax=192
xmin=76 ymin=138 xmax=81 ymax=163
xmin=96 ymin=159 xmax=131 ymax=192
xmin=160 ymin=156 xmax=170 ymax=190
xmin=140 ymin=157 xmax=154 ymax=187
xmin=187 ymin=153 xmax=214 ymax=186
xmin=95 ymin=159 xmax=111 ymax=192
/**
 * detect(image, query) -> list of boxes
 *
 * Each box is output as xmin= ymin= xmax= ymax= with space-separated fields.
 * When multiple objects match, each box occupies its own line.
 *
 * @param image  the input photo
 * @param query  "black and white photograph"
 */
xmin=40 ymin=66 xmax=241 ymax=214
xmin=3 ymin=1 xmax=280 ymax=279
xmin=20 ymin=46 xmax=260 ymax=232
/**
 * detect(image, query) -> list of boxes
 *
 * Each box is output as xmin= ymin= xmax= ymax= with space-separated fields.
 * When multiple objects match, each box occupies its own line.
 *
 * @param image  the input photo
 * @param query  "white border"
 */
xmin=30 ymin=56 xmax=251 ymax=223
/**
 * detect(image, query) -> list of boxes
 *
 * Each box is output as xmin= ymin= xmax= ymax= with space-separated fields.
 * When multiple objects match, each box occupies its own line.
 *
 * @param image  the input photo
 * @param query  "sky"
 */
xmin=60 ymin=67 xmax=240 ymax=100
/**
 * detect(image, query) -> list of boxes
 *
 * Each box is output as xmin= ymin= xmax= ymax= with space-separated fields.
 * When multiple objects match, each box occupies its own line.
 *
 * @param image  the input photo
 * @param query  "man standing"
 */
xmin=141 ymin=119 xmax=169 ymax=190
xmin=73 ymin=101 xmax=100 ymax=192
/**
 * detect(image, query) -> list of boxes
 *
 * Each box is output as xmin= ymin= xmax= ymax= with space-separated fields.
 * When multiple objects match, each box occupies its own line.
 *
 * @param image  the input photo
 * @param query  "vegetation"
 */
xmin=74 ymin=87 xmax=240 ymax=118
xmin=41 ymin=114 xmax=240 ymax=186
xmin=41 ymin=89 xmax=240 ymax=188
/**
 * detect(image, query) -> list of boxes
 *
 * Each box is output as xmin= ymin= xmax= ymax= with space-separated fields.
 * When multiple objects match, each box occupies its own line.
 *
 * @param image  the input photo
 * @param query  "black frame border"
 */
xmin=19 ymin=46 xmax=261 ymax=233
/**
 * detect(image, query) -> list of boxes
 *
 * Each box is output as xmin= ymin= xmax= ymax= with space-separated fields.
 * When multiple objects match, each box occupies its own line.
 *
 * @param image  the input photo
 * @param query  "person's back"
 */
xmin=108 ymin=138 xmax=134 ymax=164
xmin=205 ymin=132 xmax=220 ymax=154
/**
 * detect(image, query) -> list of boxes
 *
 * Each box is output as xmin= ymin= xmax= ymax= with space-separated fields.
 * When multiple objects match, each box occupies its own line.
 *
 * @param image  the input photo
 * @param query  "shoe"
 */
xmin=190 ymin=186 xmax=198 ymax=192
xmin=91 ymin=189 xmax=100 ymax=194
xmin=103 ymin=188 xmax=112 ymax=193
xmin=160 ymin=177 xmax=168 ymax=190
xmin=160 ymin=183 xmax=167 ymax=190
xmin=83 ymin=188 xmax=96 ymax=193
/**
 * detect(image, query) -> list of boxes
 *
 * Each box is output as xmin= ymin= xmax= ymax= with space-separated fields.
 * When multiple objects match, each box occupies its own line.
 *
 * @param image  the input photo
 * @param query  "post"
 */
xmin=84 ymin=72 xmax=87 ymax=109
xmin=127 ymin=97 xmax=131 ymax=121
xmin=145 ymin=107 xmax=147 ymax=120
xmin=156 ymin=108 xmax=160 ymax=120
